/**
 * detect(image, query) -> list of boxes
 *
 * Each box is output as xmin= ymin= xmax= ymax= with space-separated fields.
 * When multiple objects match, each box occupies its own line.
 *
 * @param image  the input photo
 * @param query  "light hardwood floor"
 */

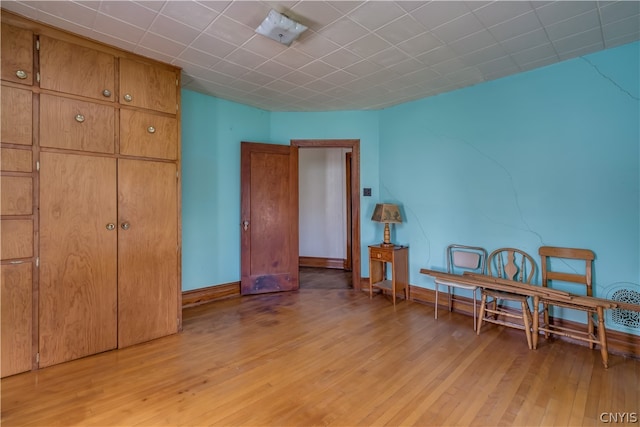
xmin=2 ymin=271 xmax=639 ymax=426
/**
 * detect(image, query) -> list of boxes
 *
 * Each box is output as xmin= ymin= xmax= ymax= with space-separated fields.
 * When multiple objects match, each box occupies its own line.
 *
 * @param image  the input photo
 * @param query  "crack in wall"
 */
xmin=580 ymin=56 xmax=640 ymax=101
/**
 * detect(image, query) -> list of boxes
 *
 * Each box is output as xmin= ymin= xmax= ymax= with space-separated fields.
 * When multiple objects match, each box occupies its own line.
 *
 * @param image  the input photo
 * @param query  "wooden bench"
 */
xmin=419 ymin=269 xmax=639 ymax=368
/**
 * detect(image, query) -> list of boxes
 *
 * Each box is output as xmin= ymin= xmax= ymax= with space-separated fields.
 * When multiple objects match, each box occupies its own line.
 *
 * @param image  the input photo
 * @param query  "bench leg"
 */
xmin=597 ymin=307 xmax=609 ymax=368
xmin=522 ymin=301 xmax=533 ymax=350
xmin=532 ymin=296 xmax=540 ymax=349
xmin=477 ymin=293 xmax=487 ymax=335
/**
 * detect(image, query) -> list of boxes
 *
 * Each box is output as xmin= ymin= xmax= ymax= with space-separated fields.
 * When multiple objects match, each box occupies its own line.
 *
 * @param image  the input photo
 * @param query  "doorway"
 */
xmin=292 ymin=139 xmax=361 ymax=291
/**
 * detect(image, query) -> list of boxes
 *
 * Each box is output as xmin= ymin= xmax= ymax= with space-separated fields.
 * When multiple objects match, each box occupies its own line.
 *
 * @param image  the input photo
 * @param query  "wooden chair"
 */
xmin=477 ymin=248 xmax=536 ymax=349
xmin=434 ymin=244 xmax=487 ymax=331
xmin=536 ymin=246 xmax=608 ymax=366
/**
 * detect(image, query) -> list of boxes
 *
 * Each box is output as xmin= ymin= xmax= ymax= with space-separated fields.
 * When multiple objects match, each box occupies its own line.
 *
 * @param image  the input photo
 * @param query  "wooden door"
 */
xmin=39 ymin=36 xmax=115 ymax=102
xmin=240 ymin=142 xmax=299 ymax=295
xmin=1 ymin=23 xmax=33 ymax=85
xmin=117 ymin=159 xmax=178 ymax=348
xmin=1 ymin=263 xmax=33 ymax=377
xmin=40 ymin=94 xmax=115 ymax=153
xmin=1 ymin=85 xmax=32 ymax=145
xmin=119 ymin=58 xmax=177 ymax=114
xmin=39 ymin=152 xmax=118 ymax=368
xmin=119 ymin=109 xmax=178 ymax=160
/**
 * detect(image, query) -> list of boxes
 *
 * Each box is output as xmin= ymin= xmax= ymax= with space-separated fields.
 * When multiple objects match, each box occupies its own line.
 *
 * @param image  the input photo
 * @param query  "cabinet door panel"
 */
xmin=1 ymin=262 xmax=32 ymax=378
xmin=1 ymin=219 xmax=33 ymax=260
xmin=1 ymin=23 xmax=33 ymax=85
xmin=118 ymin=159 xmax=178 ymax=348
xmin=39 ymin=152 xmax=117 ymax=368
xmin=1 ymin=176 xmax=32 ymax=215
xmin=40 ymin=94 xmax=115 ymax=153
xmin=1 ymin=85 xmax=32 ymax=145
xmin=119 ymin=59 xmax=177 ymax=114
xmin=120 ymin=109 xmax=177 ymax=160
xmin=39 ymin=36 xmax=115 ymax=102
xmin=1 ymin=148 xmax=32 ymax=172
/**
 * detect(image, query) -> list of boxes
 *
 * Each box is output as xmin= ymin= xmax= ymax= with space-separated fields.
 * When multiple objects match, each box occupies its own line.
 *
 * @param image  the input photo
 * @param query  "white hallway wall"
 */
xmin=299 ymin=148 xmax=350 ymax=259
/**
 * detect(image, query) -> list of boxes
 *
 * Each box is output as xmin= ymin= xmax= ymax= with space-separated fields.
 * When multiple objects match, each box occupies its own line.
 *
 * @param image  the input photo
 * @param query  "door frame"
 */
xmin=291 ymin=139 xmax=361 ymax=291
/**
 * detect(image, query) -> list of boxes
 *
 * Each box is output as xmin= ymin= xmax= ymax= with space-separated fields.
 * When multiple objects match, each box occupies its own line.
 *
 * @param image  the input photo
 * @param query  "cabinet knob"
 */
xmin=16 ymin=70 xmax=28 ymax=79
xmin=75 ymin=114 xmax=85 ymax=123
xmin=147 ymin=126 xmax=156 ymax=134
xmin=123 ymin=94 xmax=132 ymax=102
xmin=121 ymin=222 xmax=130 ymax=230
xmin=102 ymin=89 xmax=112 ymax=97
xmin=106 ymin=223 xmax=115 ymax=231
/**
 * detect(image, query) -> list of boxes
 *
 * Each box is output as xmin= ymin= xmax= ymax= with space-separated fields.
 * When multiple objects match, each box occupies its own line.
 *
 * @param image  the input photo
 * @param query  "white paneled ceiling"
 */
xmin=2 ymin=1 xmax=639 ymax=111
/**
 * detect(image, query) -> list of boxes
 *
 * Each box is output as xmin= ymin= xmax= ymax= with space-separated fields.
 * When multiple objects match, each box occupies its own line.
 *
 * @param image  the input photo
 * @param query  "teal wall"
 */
xmin=380 ymin=41 xmax=639 ymax=333
xmin=181 ymin=90 xmax=270 ymax=290
xmin=181 ymin=41 xmax=639 ymax=334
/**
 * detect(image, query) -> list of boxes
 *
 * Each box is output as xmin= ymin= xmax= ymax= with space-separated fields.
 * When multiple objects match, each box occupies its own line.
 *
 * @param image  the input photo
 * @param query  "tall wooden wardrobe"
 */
xmin=1 ymin=10 xmax=182 ymax=377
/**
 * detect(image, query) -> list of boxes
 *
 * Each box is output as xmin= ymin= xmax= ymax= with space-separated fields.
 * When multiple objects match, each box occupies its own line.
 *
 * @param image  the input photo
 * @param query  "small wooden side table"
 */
xmin=369 ymin=244 xmax=409 ymax=305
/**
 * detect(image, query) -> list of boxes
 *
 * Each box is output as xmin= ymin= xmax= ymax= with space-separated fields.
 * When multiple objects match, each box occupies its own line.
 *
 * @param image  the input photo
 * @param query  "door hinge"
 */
xmin=36 ymin=257 xmax=40 ymax=268
xmin=36 ymin=72 xmax=40 ymax=83
xmin=36 ymin=353 xmax=40 ymax=364
xmin=36 ymin=39 xmax=40 ymax=51
xmin=36 ymin=160 xmax=40 ymax=171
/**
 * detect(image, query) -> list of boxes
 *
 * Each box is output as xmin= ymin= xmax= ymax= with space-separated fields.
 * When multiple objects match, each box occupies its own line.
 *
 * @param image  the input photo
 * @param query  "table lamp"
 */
xmin=371 ymin=203 xmax=402 ymax=247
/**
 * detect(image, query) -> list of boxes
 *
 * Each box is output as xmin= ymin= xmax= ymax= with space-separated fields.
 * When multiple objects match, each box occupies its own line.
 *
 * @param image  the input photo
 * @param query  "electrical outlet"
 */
xmin=363 ymin=188 xmax=371 ymax=196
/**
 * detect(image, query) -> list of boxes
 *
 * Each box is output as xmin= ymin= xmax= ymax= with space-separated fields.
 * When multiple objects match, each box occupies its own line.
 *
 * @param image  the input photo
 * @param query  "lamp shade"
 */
xmin=371 ymin=203 xmax=402 ymax=223
xmin=255 ymin=9 xmax=308 ymax=46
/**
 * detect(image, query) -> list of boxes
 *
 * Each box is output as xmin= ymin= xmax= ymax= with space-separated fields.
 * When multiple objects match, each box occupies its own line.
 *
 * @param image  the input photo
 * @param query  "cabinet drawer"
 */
xmin=1 ymin=85 xmax=32 ymax=145
xmin=120 ymin=109 xmax=177 ymax=160
xmin=39 ymin=36 xmax=115 ymax=101
xmin=1 ymin=219 xmax=33 ymax=260
xmin=1 ymin=176 xmax=32 ymax=215
xmin=1 ymin=148 xmax=32 ymax=172
xmin=1 ymin=23 xmax=33 ymax=85
xmin=120 ymin=58 xmax=177 ymax=114
xmin=370 ymin=247 xmax=393 ymax=262
xmin=40 ymin=94 xmax=115 ymax=153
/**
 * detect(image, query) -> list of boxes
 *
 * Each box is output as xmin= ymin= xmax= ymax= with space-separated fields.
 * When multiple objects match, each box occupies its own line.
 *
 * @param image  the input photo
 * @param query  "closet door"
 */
xmin=39 ymin=152 xmax=118 ymax=368
xmin=39 ymin=36 xmax=115 ymax=102
xmin=118 ymin=159 xmax=178 ymax=348
xmin=1 ymin=23 xmax=33 ymax=85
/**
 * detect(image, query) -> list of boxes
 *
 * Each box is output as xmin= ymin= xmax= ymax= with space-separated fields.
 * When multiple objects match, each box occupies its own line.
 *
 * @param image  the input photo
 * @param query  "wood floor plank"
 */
xmin=2 ymin=271 xmax=639 ymax=427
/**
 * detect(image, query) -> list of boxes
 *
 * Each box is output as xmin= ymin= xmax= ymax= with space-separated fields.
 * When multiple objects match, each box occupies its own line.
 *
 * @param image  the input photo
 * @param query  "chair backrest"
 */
xmin=488 ymin=248 xmax=536 ymax=284
xmin=539 ymin=246 xmax=594 ymax=296
xmin=447 ymin=244 xmax=487 ymax=275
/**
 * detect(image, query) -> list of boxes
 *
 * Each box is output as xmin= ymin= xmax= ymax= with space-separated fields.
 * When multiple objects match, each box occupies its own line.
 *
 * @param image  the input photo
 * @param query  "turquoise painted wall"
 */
xmin=379 ymin=41 xmax=639 ymax=333
xmin=181 ymin=90 xmax=270 ymax=291
xmin=270 ymin=110 xmax=381 ymax=272
xmin=181 ymin=41 xmax=639 ymax=334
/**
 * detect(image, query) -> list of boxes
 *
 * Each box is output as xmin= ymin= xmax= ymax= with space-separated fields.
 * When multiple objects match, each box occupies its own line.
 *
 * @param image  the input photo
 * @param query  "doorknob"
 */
xmin=121 ymin=222 xmax=130 ymax=230
xmin=242 ymin=220 xmax=249 ymax=231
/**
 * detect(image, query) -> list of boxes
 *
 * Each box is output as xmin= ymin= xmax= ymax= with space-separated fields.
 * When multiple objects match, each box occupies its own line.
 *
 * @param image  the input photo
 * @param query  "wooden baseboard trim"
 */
xmin=299 ymin=256 xmax=346 ymax=269
xmin=408 ymin=284 xmax=640 ymax=359
xmin=182 ymin=282 xmax=240 ymax=308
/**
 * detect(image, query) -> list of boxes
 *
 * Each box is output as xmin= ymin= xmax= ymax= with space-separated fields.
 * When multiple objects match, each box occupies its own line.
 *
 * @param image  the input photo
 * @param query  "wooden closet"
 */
xmin=0 ymin=11 xmax=182 ymax=377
